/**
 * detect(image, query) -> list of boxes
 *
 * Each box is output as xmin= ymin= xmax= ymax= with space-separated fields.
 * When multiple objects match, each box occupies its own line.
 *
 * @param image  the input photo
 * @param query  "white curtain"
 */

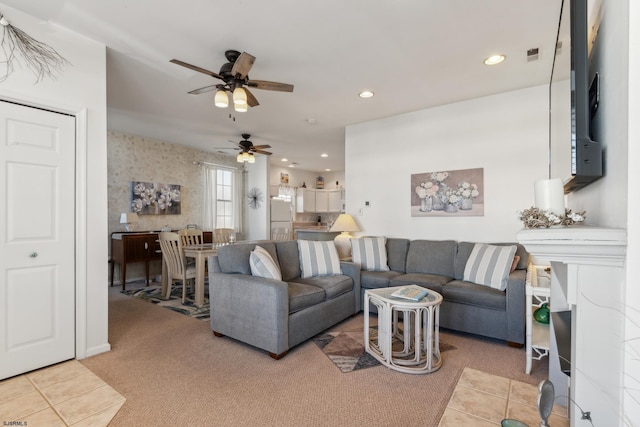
xmin=232 ymin=168 xmax=244 ymax=234
xmin=202 ymin=164 xmax=216 ymax=231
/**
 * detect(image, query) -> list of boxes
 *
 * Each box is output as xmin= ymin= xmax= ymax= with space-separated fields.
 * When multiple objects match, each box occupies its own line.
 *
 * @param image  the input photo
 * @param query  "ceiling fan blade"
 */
xmin=253 ymin=149 xmax=272 ymax=156
xmin=251 ymin=144 xmax=271 ymax=149
xmin=245 ymin=87 xmax=260 ymax=107
xmin=247 ymin=80 xmax=294 ymax=92
xmin=188 ymin=84 xmax=218 ymax=95
xmin=212 ymin=147 xmax=240 ymax=150
xmin=231 ymin=52 xmax=256 ymax=79
xmin=170 ymin=59 xmax=224 ymax=80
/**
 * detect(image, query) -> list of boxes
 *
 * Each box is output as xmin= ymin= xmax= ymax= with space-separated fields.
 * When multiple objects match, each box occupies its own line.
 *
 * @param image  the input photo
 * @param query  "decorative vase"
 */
xmin=420 ymin=197 xmax=432 ymax=212
xmin=534 ymin=303 xmax=550 ymax=324
xmin=445 ymin=203 xmax=458 ymax=213
xmin=460 ymin=198 xmax=473 ymax=210
xmin=432 ymin=196 xmax=444 ymax=211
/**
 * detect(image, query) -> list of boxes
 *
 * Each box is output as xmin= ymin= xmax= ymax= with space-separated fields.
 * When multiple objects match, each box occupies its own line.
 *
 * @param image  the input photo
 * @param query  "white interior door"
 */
xmin=0 ymin=100 xmax=76 ymax=379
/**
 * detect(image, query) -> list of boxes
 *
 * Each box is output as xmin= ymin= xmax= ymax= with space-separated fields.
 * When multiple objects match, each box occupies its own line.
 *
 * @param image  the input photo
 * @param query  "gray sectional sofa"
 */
xmin=360 ymin=238 xmax=529 ymax=345
xmin=207 ymin=240 xmax=360 ymax=359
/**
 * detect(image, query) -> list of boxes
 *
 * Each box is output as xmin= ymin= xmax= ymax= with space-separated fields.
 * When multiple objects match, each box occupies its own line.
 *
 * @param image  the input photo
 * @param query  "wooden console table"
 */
xmin=111 ymin=231 xmax=214 ymax=290
xmin=111 ymin=232 xmax=162 ymax=290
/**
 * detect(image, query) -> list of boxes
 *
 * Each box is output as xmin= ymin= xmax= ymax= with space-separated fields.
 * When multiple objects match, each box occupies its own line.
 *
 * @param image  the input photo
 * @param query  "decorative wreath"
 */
xmin=247 ymin=187 xmax=263 ymax=209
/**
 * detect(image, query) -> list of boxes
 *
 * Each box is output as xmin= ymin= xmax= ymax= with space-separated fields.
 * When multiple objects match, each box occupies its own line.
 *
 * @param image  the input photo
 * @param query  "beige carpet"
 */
xmin=80 ymin=287 xmax=548 ymax=426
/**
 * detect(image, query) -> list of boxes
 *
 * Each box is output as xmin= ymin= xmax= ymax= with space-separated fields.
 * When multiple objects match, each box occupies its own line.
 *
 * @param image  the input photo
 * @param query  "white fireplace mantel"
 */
xmin=518 ymin=226 xmax=628 ymax=426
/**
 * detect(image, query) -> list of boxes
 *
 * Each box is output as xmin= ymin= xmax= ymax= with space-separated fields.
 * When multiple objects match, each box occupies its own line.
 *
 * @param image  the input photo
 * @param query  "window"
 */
xmin=216 ymin=169 xmax=233 ymax=228
xmin=202 ymin=164 xmax=242 ymax=232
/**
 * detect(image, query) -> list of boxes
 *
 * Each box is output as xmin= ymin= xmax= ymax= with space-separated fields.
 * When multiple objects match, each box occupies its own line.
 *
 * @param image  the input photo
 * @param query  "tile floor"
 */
xmin=0 ymin=360 xmax=125 ymax=426
xmin=439 ymin=367 xmax=569 ymax=426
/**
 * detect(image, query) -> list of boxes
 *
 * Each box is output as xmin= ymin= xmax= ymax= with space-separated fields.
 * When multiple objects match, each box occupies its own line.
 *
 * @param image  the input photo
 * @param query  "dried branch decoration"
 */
xmin=0 ymin=12 xmax=69 ymax=83
xmin=518 ymin=207 xmax=586 ymax=229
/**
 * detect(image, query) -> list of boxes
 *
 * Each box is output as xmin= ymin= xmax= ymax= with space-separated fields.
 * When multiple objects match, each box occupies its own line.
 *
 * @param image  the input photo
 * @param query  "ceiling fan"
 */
xmin=170 ymin=50 xmax=294 ymax=112
xmin=213 ymin=134 xmax=272 ymax=163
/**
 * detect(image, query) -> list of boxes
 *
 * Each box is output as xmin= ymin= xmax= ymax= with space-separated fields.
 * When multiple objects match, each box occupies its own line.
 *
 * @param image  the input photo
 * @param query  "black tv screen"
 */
xmin=549 ymin=0 xmax=603 ymax=193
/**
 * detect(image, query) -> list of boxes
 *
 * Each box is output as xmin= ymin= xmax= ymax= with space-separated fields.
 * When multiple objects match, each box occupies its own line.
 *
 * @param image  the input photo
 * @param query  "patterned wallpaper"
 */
xmin=107 ymin=131 xmax=238 ymax=283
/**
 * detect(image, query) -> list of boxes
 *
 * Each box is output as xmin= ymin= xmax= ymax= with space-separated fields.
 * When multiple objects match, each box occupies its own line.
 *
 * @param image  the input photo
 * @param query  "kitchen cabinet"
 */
xmin=296 ymin=189 xmax=343 ymax=213
xmin=296 ymin=188 xmax=316 ymax=213
xmin=328 ymin=190 xmax=343 ymax=212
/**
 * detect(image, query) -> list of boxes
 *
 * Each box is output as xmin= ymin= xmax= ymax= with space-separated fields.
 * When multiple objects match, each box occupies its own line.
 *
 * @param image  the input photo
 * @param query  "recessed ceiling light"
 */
xmin=289 ymin=164 xmax=295 ymax=168
xmin=483 ymin=54 xmax=506 ymax=65
xmin=306 ymin=118 xmax=317 ymax=124
xmin=325 ymin=168 xmax=331 ymax=172
xmin=281 ymin=158 xmax=288 ymax=162
xmin=321 ymin=153 xmax=328 ymax=158
xmin=359 ymin=90 xmax=374 ymax=98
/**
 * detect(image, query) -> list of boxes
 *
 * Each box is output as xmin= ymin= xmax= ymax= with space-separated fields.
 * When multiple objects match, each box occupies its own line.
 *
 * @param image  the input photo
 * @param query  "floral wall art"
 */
xmin=411 ymin=168 xmax=484 ymax=217
xmin=131 ymin=181 xmax=181 ymax=215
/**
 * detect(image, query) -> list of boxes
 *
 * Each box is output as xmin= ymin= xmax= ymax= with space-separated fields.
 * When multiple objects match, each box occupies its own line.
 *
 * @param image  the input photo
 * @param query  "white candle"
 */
xmin=534 ymin=178 xmax=565 ymax=216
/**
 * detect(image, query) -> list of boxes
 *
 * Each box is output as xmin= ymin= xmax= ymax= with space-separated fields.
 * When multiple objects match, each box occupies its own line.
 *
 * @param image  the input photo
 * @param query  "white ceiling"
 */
xmin=3 ymin=0 xmax=562 ymax=172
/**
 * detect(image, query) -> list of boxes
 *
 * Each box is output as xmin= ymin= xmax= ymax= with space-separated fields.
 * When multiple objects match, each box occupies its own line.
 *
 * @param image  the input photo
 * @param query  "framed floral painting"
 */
xmin=130 ymin=181 xmax=181 ymax=215
xmin=411 ymin=168 xmax=484 ymax=217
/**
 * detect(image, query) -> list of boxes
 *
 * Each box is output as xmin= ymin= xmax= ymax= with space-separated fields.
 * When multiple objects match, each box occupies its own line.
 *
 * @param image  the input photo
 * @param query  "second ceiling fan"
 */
xmin=171 ymin=50 xmax=294 ymax=112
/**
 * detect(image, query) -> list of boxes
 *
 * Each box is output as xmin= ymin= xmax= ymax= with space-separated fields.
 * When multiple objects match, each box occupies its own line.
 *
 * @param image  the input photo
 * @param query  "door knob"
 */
xmin=30 ymin=252 xmax=38 ymax=258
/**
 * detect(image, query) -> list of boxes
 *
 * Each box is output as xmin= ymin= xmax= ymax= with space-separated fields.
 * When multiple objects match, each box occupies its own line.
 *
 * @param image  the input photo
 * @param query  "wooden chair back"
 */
xmin=213 ymin=228 xmax=234 ymax=244
xmin=178 ymin=228 xmax=204 ymax=246
xmin=271 ymin=227 xmax=291 ymax=241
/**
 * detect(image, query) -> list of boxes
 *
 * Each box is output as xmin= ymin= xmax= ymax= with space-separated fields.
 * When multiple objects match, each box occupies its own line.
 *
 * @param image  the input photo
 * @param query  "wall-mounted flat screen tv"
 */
xmin=549 ymin=0 xmax=603 ymax=193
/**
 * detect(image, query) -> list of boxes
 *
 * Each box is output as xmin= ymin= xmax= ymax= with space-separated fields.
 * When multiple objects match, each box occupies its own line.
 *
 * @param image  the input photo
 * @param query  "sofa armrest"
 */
xmin=340 ymin=261 xmax=361 ymax=313
xmin=505 ymin=269 xmax=527 ymax=344
xmin=208 ymin=272 xmax=289 ymax=355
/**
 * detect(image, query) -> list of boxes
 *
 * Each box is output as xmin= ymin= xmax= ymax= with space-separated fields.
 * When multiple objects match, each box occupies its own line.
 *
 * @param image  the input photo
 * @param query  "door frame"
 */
xmin=0 ymin=93 xmax=89 ymax=359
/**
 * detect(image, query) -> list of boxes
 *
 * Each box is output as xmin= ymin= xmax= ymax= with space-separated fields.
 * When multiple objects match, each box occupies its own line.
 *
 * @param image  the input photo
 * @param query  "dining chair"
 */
xmin=158 ymin=232 xmax=196 ymax=303
xmin=178 ymin=228 xmax=204 ymax=246
xmin=212 ymin=228 xmax=234 ymax=244
xmin=271 ymin=227 xmax=291 ymax=241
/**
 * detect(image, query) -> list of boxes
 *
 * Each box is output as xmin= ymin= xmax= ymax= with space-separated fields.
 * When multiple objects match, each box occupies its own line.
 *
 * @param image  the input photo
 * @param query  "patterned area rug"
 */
xmin=312 ymin=326 xmax=456 ymax=373
xmin=121 ymin=285 xmax=210 ymax=321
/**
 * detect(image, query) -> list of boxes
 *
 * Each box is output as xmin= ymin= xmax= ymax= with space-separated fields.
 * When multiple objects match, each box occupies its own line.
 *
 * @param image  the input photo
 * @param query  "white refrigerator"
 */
xmin=270 ymin=199 xmax=293 ymax=239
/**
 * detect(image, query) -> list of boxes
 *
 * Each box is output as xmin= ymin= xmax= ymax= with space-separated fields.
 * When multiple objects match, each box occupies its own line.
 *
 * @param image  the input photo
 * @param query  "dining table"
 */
xmin=161 ymin=242 xmax=219 ymax=307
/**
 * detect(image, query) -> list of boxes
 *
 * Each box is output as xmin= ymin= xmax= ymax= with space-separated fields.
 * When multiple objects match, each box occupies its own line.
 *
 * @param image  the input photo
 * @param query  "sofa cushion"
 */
xmin=463 ymin=243 xmax=517 ymax=291
xmin=455 ymin=242 xmax=528 ymax=280
xmin=390 ymin=273 xmax=452 ymax=294
xmin=361 ymin=270 xmax=404 ymax=289
xmin=295 ymin=275 xmax=353 ymax=300
xmin=405 ymin=240 xmax=457 ymax=277
xmin=287 ymin=282 xmax=326 ymax=314
xmin=351 ymin=236 xmax=389 ymax=271
xmin=441 ymin=280 xmax=506 ymax=310
xmin=387 ymin=238 xmax=410 ymax=272
xmin=249 ymin=245 xmax=282 ymax=280
xmin=297 ymin=240 xmax=342 ymax=278
xmin=218 ymin=242 xmax=278 ymax=275
xmin=275 ymin=240 xmax=302 ymax=282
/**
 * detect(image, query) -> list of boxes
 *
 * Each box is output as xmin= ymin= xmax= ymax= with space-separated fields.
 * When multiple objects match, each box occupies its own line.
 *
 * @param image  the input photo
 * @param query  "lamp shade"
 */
xmin=120 ymin=212 xmax=139 ymax=232
xmin=120 ymin=212 xmax=139 ymax=224
xmin=214 ymin=89 xmax=229 ymax=108
xmin=232 ymin=87 xmax=247 ymax=105
xmin=330 ymin=214 xmax=360 ymax=233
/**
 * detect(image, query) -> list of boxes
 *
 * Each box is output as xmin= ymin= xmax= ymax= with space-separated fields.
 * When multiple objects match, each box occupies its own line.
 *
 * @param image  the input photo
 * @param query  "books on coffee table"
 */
xmin=391 ymin=285 xmax=428 ymax=301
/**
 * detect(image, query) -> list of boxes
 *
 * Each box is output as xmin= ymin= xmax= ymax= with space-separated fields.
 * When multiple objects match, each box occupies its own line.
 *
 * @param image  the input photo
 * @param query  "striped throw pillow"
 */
xmin=351 ymin=237 xmax=389 ymax=271
xmin=463 ymin=244 xmax=517 ymax=291
xmin=249 ymin=246 xmax=282 ymax=281
xmin=297 ymin=240 xmax=342 ymax=278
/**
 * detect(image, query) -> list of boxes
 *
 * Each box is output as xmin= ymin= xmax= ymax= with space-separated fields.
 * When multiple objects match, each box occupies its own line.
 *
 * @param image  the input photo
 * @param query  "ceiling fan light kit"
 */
xmin=171 ymin=49 xmax=294 ymax=113
xmin=214 ymin=90 xmax=229 ymax=108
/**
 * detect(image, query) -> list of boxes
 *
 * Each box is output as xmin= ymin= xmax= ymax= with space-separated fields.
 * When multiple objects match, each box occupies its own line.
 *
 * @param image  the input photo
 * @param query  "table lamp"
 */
xmin=329 ymin=213 xmax=360 ymax=259
xmin=120 ymin=212 xmax=139 ymax=232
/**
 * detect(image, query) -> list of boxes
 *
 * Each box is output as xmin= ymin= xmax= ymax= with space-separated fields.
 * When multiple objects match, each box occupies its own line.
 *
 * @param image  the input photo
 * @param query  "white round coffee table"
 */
xmin=364 ymin=286 xmax=443 ymax=374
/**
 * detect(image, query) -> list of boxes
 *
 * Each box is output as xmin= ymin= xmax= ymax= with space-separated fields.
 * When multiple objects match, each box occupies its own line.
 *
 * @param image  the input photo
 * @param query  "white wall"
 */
xmin=0 ymin=4 xmax=109 ymax=357
xmin=625 ymin=0 xmax=640 ymax=420
xmin=345 ymin=84 xmax=549 ymax=242
xmin=245 ymin=156 xmax=270 ymax=241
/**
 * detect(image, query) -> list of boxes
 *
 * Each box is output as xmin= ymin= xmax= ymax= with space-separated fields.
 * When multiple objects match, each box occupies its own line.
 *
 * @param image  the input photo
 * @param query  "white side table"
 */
xmin=525 ymin=264 xmax=551 ymax=374
xmin=364 ymin=286 xmax=443 ymax=374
